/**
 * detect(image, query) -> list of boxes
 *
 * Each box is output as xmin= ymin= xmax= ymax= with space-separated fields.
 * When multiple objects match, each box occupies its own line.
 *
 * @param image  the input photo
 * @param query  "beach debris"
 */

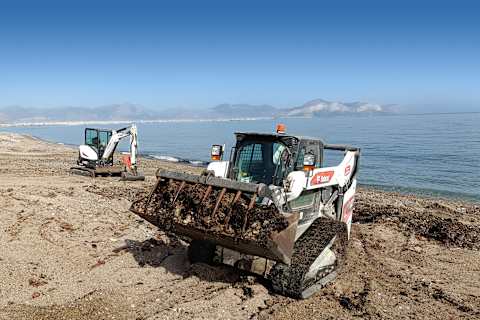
xmin=28 ymin=278 xmax=48 ymax=288
xmin=112 ymin=242 xmax=130 ymax=253
xmin=354 ymin=192 xmax=480 ymax=250
xmin=90 ymin=259 xmax=106 ymax=269
xmin=59 ymin=222 xmax=74 ymax=232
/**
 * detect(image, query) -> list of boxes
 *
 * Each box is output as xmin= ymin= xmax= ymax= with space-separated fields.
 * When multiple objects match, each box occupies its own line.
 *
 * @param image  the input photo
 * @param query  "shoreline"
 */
xmin=2 ymin=131 xmax=478 ymax=204
xmin=0 ymin=132 xmax=479 ymax=319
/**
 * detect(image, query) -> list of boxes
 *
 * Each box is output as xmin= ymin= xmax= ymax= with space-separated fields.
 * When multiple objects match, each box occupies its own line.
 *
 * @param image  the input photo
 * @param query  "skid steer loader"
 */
xmin=130 ymin=125 xmax=360 ymax=298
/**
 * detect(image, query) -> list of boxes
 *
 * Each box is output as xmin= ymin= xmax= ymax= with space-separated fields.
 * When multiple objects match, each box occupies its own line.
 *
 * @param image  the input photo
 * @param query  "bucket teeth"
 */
xmin=172 ymin=181 xmax=186 ymax=203
xmin=224 ymin=190 xmax=242 ymax=225
xmin=212 ymin=187 xmax=227 ymax=216
xmin=201 ymin=185 xmax=213 ymax=203
xmin=242 ymin=193 xmax=257 ymax=234
xmin=145 ymin=178 xmax=162 ymax=210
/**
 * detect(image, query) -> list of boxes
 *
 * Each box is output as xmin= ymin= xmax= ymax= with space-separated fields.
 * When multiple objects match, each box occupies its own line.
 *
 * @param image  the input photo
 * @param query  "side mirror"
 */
xmin=211 ymin=144 xmax=224 ymax=161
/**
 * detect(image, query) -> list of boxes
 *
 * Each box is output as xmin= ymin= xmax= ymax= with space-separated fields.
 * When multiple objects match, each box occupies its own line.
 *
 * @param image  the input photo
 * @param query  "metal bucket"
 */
xmin=129 ymin=169 xmax=299 ymax=264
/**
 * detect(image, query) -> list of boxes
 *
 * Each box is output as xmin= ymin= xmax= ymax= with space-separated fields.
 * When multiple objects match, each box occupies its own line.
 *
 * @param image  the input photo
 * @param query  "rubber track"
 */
xmin=269 ymin=217 xmax=347 ymax=298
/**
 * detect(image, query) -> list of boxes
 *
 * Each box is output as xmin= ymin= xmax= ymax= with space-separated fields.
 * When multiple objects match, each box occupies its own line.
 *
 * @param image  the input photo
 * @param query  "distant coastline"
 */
xmin=2 ymin=111 xmax=479 ymax=128
xmin=0 ymin=117 xmax=274 ymax=128
xmin=0 ymin=99 xmax=391 ymax=126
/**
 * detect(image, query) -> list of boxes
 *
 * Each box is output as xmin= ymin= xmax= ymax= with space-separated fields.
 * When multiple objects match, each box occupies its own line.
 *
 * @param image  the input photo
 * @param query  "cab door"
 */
xmin=85 ymin=128 xmax=99 ymax=154
xmin=98 ymin=130 xmax=112 ymax=159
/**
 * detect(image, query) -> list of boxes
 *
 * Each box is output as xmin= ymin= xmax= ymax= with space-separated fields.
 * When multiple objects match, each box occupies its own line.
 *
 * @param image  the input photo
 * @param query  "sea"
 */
xmin=2 ymin=113 xmax=479 ymax=202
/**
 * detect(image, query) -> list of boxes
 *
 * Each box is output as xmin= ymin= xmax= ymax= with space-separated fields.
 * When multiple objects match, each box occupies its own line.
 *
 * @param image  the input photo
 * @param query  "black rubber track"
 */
xmin=269 ymin=217 xmax=347 ymax=298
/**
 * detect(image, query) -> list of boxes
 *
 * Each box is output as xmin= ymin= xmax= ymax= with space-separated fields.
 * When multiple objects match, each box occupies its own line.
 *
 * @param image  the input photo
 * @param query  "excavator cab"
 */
xmin=85 ymin=128 xmax=113 ymax=161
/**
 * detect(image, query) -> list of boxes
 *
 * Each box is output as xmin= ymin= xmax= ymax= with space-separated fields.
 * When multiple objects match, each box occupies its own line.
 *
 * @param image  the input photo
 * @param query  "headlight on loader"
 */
xmin=211 ymin=144 xmax=224 ymax=161
xmin=303 ymin=153 xmax=315 ymax=171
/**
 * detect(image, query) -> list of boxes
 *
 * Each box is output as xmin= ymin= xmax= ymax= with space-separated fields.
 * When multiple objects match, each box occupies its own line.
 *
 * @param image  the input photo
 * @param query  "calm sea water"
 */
xmin=2 ymin=113 xmax=480 ymax=201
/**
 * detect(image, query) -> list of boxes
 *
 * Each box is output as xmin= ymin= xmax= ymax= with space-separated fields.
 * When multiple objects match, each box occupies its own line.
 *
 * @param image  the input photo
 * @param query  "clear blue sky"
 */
xmin=0 ymin=0 xmax=479 ymax=112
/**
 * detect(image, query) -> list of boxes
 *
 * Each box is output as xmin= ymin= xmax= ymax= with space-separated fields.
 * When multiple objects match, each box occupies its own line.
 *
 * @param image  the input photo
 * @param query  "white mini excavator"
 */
xmin=70 ymin=124 xmax=145 ymax=181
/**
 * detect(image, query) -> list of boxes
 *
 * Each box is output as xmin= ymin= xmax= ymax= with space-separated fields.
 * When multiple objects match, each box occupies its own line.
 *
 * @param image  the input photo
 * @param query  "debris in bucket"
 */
xmin=131 ymin=179 xmax=289 ymax=245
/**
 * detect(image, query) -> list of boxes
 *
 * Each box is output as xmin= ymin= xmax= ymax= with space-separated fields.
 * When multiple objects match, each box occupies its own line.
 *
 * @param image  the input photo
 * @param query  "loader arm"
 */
xmin=283 ymin=147 xmax=360 ymax=239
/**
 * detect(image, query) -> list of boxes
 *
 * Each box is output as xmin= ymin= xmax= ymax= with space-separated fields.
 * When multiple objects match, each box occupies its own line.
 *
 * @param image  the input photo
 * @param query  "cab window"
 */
xmin=272 ymin=142 xmax=289 ymax=183
xmin=98 ymin=131 xmax=110 ymax=149
xmin=296 ymin=147 xmax=305 ymax=170
xmin=272 ymin=142 xmax=285 ymax=165
xmin=236 ymin=143 xmax=264 ymax=183
xmin=85 ymin=129 xmax=98 ymax=147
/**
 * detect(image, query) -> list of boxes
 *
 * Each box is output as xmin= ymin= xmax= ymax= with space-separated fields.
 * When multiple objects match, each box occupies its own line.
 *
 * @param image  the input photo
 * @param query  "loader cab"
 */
xmin=229 ymin=133 xmax=324 ymax=186
xmin=85 ymin=128 xmax=112 ymax=160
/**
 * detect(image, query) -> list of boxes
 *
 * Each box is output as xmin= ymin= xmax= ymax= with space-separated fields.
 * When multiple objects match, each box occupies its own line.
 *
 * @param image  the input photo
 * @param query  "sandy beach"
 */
xmin=0 ymin=132 xmax=479 ymax=320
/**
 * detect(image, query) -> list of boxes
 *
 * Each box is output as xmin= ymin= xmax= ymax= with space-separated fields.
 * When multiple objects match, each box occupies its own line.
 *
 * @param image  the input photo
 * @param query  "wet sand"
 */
xmin=0 ymin=132 xmax=478 ymax=320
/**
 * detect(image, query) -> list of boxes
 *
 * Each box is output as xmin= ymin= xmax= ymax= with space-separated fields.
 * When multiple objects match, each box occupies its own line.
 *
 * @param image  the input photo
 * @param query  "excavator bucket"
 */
xmin=129 ymin=169 xmax=299 ymax=264
xmin=120 ymin=171 xmax=145 ymax=181
xmin=119 ymin=155 xmax=145 ymax=181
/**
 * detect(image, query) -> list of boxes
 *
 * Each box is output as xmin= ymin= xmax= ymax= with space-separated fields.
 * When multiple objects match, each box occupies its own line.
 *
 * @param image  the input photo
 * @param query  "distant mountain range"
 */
xmin=0 ymin=99 xmax=392 ymax=124
xmin=281 ymin=99 xmax=388 ymax=117
xmin=0 ymin=104 xmax=158 ymax=123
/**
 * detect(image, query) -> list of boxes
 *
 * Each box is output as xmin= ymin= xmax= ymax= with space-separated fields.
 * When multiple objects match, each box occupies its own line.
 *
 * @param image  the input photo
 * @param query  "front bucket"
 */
xmin=129 ymin=169 xmax=299 ymax=264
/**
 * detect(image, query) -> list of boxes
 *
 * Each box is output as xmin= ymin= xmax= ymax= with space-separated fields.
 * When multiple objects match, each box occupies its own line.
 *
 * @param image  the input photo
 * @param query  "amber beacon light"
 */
xmin=276 ymin=123 xmax=286 ymax=134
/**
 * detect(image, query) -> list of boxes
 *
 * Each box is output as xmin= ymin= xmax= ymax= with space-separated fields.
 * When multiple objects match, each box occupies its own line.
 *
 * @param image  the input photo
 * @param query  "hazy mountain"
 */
xmin=282 ymin=99 xmax=387 ymax=117
xmin=210 ymin=103 xmax=278 ymax=118
xmin=93 ymin=104 xmax=160 ymax=120
xmin=0 ymin=99 xmax=390 ymax=124
xmin=0 ymin=103 xmax=160 ymax=123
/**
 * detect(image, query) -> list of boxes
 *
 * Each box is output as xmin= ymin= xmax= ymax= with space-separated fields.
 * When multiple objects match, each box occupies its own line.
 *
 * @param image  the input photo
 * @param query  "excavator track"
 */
xmin=269 ymin=217 xmax=347 ymax=299
xmin=70 ymin=166 xmax=96 ymax=178
xmin=69 ymin=165 xmax=130 ymax=178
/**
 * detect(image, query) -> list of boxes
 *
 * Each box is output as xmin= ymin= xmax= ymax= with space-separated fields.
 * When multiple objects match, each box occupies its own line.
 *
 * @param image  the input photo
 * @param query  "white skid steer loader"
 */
xmin=130 ymin=125 xmax=359 ymax=298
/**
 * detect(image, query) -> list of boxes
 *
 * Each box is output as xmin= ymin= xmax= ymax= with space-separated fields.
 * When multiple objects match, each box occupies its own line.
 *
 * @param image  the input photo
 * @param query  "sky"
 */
xmin=0 ymin=0 xmax=479 ymax=113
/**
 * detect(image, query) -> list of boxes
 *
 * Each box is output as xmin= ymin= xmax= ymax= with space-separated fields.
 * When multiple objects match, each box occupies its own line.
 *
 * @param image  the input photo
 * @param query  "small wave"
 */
xmin=189 ymin=160 xmax=208 ymax=166
xmin=147 ymin=154 xmax=208 ymax=167
xmin=151 ymin=155 xmax=181 ymax=162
